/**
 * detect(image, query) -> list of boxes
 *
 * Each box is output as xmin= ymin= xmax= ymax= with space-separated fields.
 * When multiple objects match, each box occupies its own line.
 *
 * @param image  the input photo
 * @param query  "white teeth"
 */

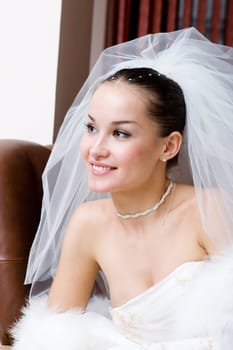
xmin=92 ymin=164 xmax=110 ymax=171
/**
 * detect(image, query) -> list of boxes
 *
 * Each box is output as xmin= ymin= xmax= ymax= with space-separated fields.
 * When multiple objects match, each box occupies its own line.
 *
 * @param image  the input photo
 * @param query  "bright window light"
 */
xmin=0 ymin=0 xmax=62 ymax=144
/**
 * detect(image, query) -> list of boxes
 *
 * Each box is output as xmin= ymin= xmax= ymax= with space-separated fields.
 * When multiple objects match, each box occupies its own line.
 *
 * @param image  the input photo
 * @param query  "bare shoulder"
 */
xmin=66 ymin=198 xmax=113 ymax=243
xmin=172 ymin=183 xmax=205 ymax=226
xmin=174 ymin=182 xmax=223 ymax=207
xmin=73 ymin=197 xmax=113 ymax=226
xmin=173 ymin=183 xmax=216 ymax=254
xmin=173 ymin=183 xmax=196 ymax=207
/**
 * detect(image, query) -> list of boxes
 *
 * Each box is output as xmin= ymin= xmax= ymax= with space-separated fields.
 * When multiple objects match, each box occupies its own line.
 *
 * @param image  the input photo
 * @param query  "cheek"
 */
xmin=122 ymin=141 xmax=158 ymax=164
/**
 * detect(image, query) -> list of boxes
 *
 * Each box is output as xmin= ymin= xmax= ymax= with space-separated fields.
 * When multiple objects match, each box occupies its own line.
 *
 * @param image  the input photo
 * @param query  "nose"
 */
xmin=89 ymin=134 xmax=109 ymax=159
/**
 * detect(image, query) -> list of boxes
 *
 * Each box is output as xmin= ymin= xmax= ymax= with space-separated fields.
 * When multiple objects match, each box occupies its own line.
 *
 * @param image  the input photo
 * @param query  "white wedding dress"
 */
xmin=12 ymin=252 xmax=233 ymax=350
xmin=109 ymin=261 xmax=213 ymax=349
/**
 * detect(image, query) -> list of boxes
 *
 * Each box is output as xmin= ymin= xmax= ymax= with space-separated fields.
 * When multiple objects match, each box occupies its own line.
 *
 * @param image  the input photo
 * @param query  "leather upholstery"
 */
xmin=0 ymin=140 xmax=51 ymax=345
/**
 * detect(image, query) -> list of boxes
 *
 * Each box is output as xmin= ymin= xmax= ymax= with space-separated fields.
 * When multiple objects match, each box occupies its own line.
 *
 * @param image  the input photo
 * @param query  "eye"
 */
xmin=113 ymin=130 xmax=131 ymax=138
xmin=85 ymin=123 xmax=97 ymax=134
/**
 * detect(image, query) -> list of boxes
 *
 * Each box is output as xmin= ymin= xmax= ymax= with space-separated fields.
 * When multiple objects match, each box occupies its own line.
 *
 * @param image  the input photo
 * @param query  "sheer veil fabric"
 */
xmin=25 ymin=27 xmax=233 ymax=296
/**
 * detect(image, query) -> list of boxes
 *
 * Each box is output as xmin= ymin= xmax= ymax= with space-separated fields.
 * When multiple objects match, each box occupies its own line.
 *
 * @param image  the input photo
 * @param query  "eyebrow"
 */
xmin=88 ymin=114 xmax=138 ymax=125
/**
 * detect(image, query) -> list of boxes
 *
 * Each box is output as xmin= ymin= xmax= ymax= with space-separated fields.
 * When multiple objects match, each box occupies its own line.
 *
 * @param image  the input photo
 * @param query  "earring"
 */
xmin=161 ymin=158 xmax=167 ymax=162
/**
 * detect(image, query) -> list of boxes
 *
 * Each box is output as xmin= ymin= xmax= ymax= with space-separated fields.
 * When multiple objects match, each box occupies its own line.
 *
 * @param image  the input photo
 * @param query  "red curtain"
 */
xmin=225 ymin=0 xmax=233 ymax=45
xmin=105 ymin=0 xmax=233 ymax=46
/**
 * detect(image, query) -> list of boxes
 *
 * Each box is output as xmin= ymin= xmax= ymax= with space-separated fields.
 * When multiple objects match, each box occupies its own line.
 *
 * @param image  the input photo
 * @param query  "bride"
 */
xmin=12 ymin=28 xmax=233 ymax=349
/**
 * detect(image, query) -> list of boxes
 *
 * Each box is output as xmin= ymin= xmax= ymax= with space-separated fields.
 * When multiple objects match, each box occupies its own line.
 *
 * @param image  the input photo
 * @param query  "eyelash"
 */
xmin=85 ymin=123 xmax=131 ymax=138
xmin=85 ymin=123 xmax=96 ymax=133
xmin=113 ymin=130 xmax=131 ymax=138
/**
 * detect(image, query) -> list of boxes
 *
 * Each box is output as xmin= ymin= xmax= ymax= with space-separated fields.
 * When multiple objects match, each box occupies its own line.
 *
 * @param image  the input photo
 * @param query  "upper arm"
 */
xmin=48 ymin=206 xmax=99 ymax=311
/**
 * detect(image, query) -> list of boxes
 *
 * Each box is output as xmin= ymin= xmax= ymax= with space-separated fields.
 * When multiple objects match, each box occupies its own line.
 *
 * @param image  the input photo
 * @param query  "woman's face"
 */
xmin=80 ymin=81 xmax=167 ymax=193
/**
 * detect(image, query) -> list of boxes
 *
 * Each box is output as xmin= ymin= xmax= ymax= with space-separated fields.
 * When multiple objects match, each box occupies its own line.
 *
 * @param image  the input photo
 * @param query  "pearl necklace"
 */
xmin=115 ymin=181 xmax=174 ymax=220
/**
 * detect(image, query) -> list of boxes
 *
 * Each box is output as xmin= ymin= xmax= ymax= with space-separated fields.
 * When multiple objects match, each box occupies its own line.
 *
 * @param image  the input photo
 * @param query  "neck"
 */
xmin=111 ymin=176 xmax=170 ymax=221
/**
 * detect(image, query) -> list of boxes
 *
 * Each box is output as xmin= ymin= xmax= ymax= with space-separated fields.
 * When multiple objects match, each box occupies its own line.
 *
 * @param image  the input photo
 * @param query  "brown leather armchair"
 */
xmin=0 ymin=139 xmax=51 ymax=345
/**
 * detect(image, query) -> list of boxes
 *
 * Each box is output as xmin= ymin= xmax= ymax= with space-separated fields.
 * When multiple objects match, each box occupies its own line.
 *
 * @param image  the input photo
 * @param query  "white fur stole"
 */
xmin=11 ymin=296 xmax=134 ymax=350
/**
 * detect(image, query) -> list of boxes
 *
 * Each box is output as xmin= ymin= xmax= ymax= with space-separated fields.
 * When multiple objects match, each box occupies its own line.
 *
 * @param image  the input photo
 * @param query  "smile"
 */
xmin=90 ymin=163 xmax=117 ymax=175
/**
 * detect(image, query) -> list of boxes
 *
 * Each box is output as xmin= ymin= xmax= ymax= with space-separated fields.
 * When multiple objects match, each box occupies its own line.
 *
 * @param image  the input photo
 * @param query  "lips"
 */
xmin=90 ymin=162 xmax=117 ymax=175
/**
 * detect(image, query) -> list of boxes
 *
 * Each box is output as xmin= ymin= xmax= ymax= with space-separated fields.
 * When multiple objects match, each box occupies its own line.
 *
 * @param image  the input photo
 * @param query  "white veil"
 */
xmin=25 ymin=27 xmax=233 ymax=296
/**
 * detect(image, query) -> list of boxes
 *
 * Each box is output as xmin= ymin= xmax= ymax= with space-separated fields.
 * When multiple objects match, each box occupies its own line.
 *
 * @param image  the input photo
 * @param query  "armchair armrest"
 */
xmin=0 ymin=139 xmax=51 ymax=345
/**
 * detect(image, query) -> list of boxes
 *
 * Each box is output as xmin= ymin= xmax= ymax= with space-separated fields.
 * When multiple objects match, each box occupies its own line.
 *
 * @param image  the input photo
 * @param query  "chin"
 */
xmin=88 ymin=181 xmax=113 ymax=193
xmin=88 ymin=177 xmax=123 ymax=193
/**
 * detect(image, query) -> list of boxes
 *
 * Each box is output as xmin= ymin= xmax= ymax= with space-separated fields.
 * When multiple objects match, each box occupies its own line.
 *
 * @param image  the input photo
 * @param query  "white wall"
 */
xmin=0 ymin=0 xmax=62 ymax=144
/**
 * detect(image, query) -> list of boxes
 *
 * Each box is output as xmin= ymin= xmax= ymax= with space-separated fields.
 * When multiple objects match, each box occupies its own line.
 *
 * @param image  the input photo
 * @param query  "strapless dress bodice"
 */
xmin=110 ymin=261 xmax=208 ymax=346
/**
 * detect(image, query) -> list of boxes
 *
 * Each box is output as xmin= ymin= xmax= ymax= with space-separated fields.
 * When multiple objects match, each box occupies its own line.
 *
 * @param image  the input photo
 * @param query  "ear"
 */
xmin=160 ymin=132 xmax=182 ymax=162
